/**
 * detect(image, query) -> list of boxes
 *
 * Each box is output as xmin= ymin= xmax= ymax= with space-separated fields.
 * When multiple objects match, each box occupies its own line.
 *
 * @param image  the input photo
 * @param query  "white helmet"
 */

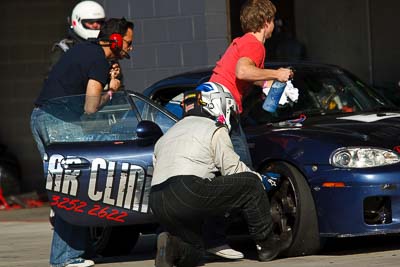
xmin=70 ymin=1 xmax=105 ymax=40
xmin=195 ymin=82 xmax=238 ymax=131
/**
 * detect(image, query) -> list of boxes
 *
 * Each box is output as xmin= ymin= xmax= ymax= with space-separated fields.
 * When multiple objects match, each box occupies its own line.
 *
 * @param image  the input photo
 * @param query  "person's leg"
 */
xmin=202 ymin=216 xmax=244 ymax=259
xmin=202 ymin=217 xmax=227 ymax=250
xmin=230 ymin=124 xmax=253 ymax=167
xmin=151 ymin=173 xmax=280 ymax=264
xmin=174 ymin=173 xmax=281 ymax=261
xmin=30 ymin=108 xmax=49 ymax=158
xmin=150 ymin=188 xmax=204 ymax=267
xmin=205 ymin=119 xmax=249 ymax=259
xmin=50 ymin=216 xmax=91 ymax=266
xmin=31 ymin=107 xmax=83 ymax=156
xmin=193 ymin=173 xmax=272 ymax=241
xmin=203 ymin=172 xmax=288 ymax=261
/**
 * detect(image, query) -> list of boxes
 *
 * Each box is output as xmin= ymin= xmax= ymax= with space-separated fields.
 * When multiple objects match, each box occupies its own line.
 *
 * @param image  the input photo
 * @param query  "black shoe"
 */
xmin=256 ymin=228 xmax=293 ymax=262
xmin=280 ymin=227 xmax=293 ymax=252
xmin=256 ymin=234 xmax=281 ymax=262
xmin=155 ymin=232 xmax=179 ymax=267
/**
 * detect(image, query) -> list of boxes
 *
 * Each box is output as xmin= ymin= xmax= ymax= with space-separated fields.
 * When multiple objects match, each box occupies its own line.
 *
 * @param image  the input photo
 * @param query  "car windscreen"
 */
xmin=242 ymin=66 xmax=396 ymax=125
xmin=38 ymin=92 xmax=139 ymax=144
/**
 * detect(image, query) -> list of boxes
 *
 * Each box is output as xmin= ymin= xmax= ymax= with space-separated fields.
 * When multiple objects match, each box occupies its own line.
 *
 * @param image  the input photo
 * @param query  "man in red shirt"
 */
xmin=210 ymin=0 xmax=293 ymax=113
xmin=205 ymin=0 xmax=293 ymax=260
xmin=209 ymin=0 xmax=293 ymax=167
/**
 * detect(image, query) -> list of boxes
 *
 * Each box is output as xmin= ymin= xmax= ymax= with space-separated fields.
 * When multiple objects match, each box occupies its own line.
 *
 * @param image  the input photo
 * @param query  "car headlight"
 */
xmin=330 ymin=147 xmax=400 ymax=168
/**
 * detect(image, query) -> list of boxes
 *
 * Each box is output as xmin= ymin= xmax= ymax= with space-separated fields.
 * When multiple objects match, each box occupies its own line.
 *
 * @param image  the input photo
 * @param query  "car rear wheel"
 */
xmin=90 ymin=225 xmax=140 ymax=256
xmin=263 ymin=161 xmax=320 ymax=256
xmin=0 ymin=164 xmax=21 ymax=196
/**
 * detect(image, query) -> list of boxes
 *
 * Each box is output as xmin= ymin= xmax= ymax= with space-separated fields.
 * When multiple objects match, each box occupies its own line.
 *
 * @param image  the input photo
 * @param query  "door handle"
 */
xmin=60 ymin=157 xmax=90 ymax=169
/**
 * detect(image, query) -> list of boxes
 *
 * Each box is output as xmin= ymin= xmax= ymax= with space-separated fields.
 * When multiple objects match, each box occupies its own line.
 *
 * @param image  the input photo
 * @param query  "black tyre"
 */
xmin=90 ymin=225 xmax=140 ymax=256
xmin=0 ymin=164 xmax=21 ymax=196
xmin=263 ymin=161 xmax=320 ymax=256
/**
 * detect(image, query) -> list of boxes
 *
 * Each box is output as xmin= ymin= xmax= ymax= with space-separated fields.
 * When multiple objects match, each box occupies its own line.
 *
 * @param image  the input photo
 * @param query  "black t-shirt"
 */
xmin=35 ymin=42 xmax=109 ymax=106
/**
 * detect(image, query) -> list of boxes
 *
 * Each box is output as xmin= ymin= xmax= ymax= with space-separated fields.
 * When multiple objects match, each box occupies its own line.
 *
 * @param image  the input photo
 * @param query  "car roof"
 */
xmin=146 ymin=67 xmax=214 ymax=89
xmin=145 ymin=61 xmax=342 ymax=91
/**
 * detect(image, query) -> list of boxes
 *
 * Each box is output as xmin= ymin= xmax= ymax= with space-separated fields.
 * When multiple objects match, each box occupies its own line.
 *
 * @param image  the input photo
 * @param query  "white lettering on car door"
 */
xmin=45 ymin=154 xmax=152 ymax=213
xmin=88 ymin=158 xmax=106 ymax=201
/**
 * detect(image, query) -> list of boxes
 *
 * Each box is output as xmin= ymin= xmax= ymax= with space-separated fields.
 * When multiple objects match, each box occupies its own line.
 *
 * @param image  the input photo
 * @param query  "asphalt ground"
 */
xmin=1 ymin=205 xmax=400 ymax=266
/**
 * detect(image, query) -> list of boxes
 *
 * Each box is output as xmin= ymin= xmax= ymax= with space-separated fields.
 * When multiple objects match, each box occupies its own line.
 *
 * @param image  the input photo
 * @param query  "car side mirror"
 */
xmin=136 ymin=120 xmax=163 ymax=144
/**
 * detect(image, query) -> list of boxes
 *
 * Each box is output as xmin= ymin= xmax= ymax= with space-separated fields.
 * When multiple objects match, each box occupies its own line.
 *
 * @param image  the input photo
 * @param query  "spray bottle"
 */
xmin=262 ymin=80 xmax=286 ymax=112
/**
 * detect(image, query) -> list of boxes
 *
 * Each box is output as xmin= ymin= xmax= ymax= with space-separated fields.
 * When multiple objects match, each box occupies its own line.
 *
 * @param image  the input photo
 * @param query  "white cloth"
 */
xmin=263 ymin=80 xmax=299 ymax=105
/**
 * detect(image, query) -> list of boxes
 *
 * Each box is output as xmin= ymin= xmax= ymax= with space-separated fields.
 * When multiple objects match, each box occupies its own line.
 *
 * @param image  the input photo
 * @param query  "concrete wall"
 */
xmin=369 ymin=0 xmax=400 ymax=88
xmin=98 ymin=0 xmax=229 ymax=90
xmin=0 ymin=0 xmax=79 ymax=192
xmin=294 ymin=0 xmax=400 ymax=88
xmin=295 ymin=0 xmax=371 ymax=82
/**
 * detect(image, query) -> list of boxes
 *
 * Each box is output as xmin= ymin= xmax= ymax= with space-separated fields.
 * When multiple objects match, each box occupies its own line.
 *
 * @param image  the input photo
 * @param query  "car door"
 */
xmin=40 ymin=91 xmax=177 ymax=226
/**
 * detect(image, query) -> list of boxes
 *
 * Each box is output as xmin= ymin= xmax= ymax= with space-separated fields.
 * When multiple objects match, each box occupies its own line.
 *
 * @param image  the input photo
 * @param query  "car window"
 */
xmin=242 ymin=67 xmax=394 ymax=125
xmin=151 ymin=86 xmax=197 ymax=118
xmin=130 ymin=94 xmax=177 ymax=133
xmin=40 ymin=92 xmax=139 ymax=144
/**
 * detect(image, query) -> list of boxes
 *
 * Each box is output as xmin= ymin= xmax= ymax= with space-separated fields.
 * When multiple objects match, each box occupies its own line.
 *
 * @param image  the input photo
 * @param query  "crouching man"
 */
xmin=149 ymin=83 xmax=291 ymax=267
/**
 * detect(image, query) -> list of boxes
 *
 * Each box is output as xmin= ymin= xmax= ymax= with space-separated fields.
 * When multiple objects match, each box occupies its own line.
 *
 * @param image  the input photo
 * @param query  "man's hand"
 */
xmin=110 ymin=63 xmax=121 ymax=78
xmin=109 ymin=63 xmax=121 ymax=91
xmin=275 ymin=68 xmax=294 ymax=82
xmin=109 ymin=77 xmax=121 ymax=91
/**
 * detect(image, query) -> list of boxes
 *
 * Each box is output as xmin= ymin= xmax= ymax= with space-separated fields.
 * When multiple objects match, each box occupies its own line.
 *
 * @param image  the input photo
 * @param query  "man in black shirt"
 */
xmin=33 ymin=18 xmax=133 ymax=155
xmin=31 ymin=18 xmax=134 ymax=267
xmin=48 ymin=1 xmax=106 ymax=72
xmin=37 ymin=41 xmax=113 ymax=108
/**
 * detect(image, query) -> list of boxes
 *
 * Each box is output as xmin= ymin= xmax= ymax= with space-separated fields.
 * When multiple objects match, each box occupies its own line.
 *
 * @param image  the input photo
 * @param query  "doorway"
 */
xmin=228 ymin=0 xmax=304 ymax=61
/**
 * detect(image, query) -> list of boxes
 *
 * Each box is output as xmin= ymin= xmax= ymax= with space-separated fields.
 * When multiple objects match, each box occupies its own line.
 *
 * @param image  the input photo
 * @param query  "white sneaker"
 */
xmin=207 ymin=244 xmax=244 ymax=259
xmin=65 ymin=258 xmax=95 ymax=267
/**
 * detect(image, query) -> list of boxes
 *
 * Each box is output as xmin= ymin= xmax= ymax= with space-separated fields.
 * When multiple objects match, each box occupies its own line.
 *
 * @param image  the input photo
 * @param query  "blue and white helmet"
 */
xmin=195 ymin=82 xmax=238 ymax=131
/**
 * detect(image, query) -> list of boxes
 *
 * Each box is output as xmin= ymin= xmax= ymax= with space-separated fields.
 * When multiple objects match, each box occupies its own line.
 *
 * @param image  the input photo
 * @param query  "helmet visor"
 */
xmin=81 ymin=19 xmax=105 ymax=30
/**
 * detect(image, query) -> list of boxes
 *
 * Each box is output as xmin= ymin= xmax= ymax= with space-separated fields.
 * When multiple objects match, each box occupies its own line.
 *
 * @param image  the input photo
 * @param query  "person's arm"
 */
xmin=84 ymin=60 xmax=122 ymax=115
xmin=235 ymin=57 xmax=293 ymax=85
xmin=211 ymin=127 xmax=261 ymax=178
xmin=84 ymin=79 xmax=105 ymax=114
xmin=100 ymin=62 xmax=123 ymax=91
xmin=108 ymin=65 xmax=121 ymax=92
xmin=84 ymin=79 xmax=118 ymax=114
xmin=110 ymin=62 xmax=122 ymax=80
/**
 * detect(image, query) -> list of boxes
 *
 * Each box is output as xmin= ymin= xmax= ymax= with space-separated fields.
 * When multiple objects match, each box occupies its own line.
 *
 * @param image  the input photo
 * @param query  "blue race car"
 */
xmin=41 ymin=62 xmax=400 ymax=257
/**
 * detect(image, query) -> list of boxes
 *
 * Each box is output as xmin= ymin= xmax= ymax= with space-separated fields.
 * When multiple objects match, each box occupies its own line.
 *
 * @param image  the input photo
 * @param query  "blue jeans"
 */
xmin=30 ymin=108 xmax=48 ymax=158
xmin=31 ymin=108 xmax=90 ymax=266
xmin=50 ymin=216 xmax=90 ymax=267
xmin=230 ymin=124 xmax=253 ymax=168
xmin=30 ymin=107 xmax=86 ymax=157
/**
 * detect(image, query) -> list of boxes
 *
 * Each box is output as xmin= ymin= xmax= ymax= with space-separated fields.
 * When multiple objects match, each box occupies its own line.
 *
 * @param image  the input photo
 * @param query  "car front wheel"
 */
xmin=263 ymin=161 xmax=320 ymax=257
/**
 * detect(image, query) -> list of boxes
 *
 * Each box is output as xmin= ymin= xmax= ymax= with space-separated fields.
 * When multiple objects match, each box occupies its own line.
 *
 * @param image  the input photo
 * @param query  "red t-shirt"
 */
xmin=209 ymin=33 xmax=265 ymax=113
